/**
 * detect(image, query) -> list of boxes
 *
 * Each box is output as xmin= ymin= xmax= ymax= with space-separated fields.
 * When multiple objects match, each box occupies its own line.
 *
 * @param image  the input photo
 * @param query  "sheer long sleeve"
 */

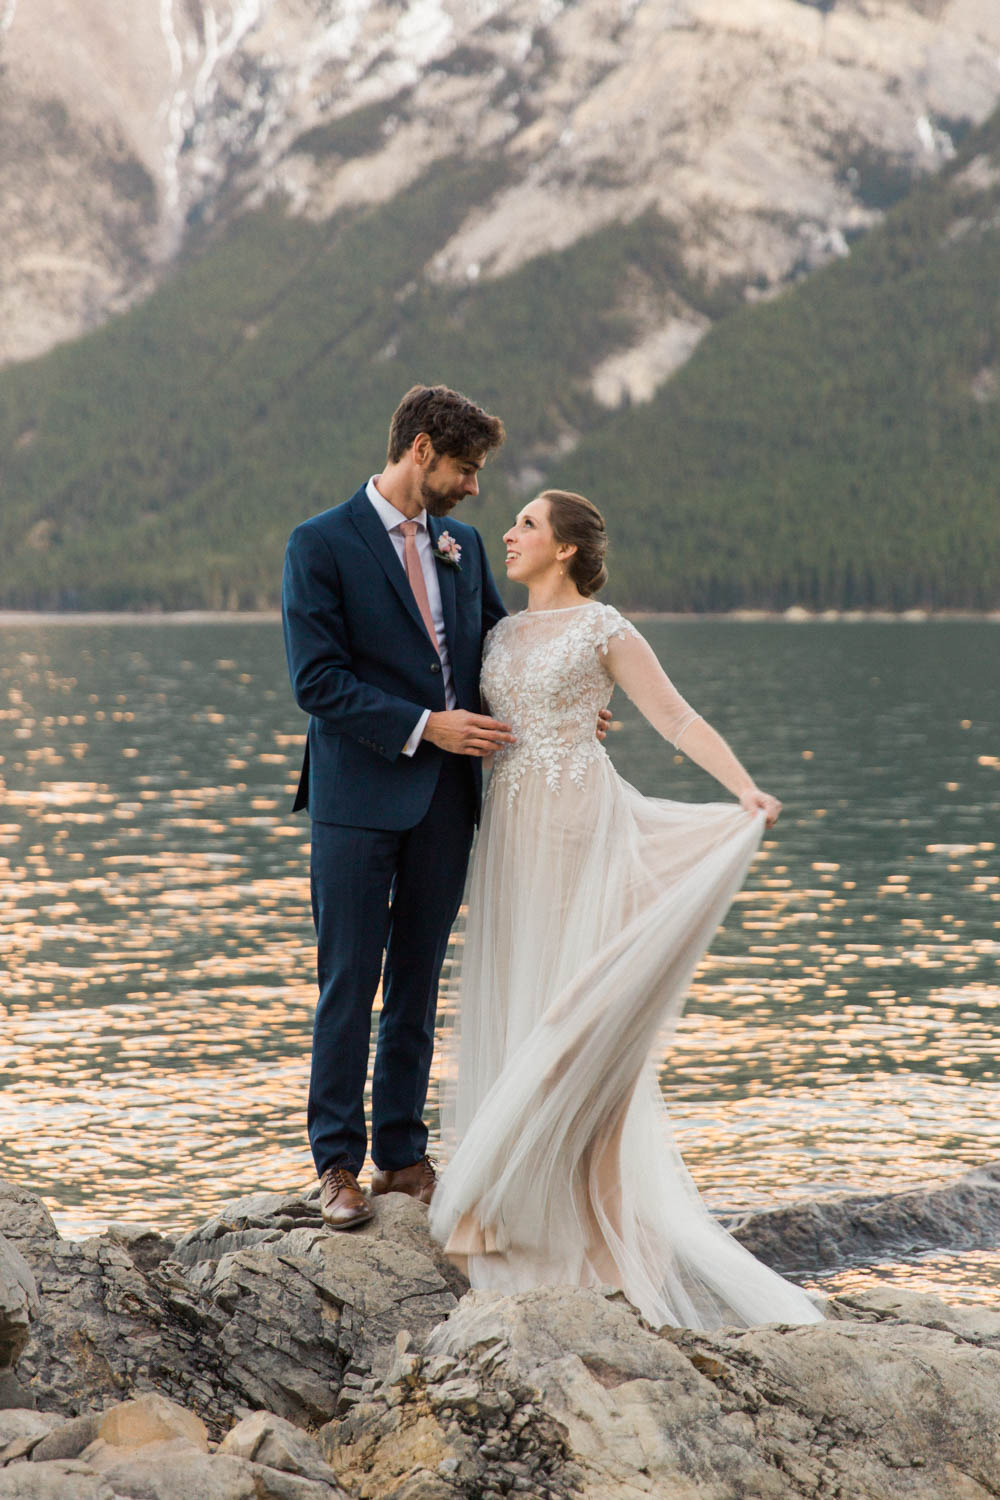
xmin=599 ymin=617 xmax=702 ymax=748
xmin=599 ymin=610 xmax=758 ymax=800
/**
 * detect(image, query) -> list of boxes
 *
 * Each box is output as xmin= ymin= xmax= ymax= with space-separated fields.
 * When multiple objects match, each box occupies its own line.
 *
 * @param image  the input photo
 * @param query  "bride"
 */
xmin=428 ymin=488 xmax=826 ymax=1330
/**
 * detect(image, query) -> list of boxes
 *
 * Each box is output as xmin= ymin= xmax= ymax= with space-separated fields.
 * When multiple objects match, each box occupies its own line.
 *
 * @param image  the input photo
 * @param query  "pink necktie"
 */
xmin=400 ymin=521 xmax=440 ymax=656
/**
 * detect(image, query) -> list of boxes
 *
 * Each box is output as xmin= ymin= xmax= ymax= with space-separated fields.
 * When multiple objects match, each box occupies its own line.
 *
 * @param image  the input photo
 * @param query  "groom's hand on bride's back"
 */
xmin=424 ymin=711 xmax=516 ymax=756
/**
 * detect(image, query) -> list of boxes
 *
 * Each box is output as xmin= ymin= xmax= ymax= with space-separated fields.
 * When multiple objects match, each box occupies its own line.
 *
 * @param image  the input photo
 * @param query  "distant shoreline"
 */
xmin=0 ymin=607 xmax=997 ymax=625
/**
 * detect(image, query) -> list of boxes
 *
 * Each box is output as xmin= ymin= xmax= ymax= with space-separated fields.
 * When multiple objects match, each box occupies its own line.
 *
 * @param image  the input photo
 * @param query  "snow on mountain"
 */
xmin=3 ymin=0 xmax=1000 ymax=390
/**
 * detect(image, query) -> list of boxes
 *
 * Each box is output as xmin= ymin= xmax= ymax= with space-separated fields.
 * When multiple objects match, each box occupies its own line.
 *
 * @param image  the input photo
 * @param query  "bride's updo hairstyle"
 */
xmin=539 ymin=489 xmax=609 ymax=597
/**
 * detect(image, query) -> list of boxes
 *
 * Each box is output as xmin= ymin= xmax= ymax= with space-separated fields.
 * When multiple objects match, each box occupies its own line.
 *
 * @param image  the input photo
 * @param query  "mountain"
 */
xmin=1 ymin=101 xmax=999 ymax=612
xmin=554 ymin=116 xmax=1000 ymax=611
xmin=3 ymin=0 xmax=1000 ymax=374
xmin=0 ymin=0 xmax=998 ymax=611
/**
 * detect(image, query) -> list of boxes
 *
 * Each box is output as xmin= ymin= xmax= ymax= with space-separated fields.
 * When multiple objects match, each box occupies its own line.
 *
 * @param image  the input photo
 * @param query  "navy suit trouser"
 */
xmin=307 ymin=754 xmax=477 ymax=1178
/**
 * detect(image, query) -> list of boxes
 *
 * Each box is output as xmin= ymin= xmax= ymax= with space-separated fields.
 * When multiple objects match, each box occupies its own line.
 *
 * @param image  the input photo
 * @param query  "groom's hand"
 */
xmin=424 ymin=710 xmax=516 ymax=757
xmin=596 ymin=708 xmax=612 ymax=741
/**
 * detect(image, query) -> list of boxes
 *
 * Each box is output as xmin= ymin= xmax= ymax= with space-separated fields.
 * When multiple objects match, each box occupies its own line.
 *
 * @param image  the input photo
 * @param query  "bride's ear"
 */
xmin=556 ymin=543 xmax=578 ymax=563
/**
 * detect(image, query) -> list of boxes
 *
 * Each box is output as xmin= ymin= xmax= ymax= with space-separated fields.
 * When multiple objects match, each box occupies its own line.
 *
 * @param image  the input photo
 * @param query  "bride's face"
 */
xmin=503 ymin=498 xmax=568 ymax=584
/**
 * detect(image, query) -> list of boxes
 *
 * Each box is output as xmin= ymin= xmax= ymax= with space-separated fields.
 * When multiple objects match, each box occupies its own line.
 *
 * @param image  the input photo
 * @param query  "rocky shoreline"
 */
xmin=2 ymin=1166 xmax=1000 ymax=1498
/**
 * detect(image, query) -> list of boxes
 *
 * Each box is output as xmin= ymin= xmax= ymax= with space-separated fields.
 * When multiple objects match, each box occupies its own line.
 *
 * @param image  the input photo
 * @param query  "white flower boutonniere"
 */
xmin=433 ymin=531 xmax=462 ymax=568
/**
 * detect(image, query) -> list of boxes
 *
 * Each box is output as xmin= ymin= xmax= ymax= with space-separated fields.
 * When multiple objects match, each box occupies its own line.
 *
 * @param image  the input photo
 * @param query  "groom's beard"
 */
xmin=420 ymin=469 xmax=466 ymax=517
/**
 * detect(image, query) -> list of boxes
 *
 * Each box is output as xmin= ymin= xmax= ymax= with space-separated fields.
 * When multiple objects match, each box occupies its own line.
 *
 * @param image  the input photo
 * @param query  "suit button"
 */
xmin=430 ymin=663 xmax=441 ymax=674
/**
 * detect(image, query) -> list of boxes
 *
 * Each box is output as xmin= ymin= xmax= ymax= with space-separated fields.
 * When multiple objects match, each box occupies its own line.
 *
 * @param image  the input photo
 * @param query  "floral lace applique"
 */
xmin=483 ymin=603 xmax=639 ymax=807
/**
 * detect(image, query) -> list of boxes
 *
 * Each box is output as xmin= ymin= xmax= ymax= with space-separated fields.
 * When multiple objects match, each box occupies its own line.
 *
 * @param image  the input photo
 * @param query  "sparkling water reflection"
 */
xmin=0 ymin=620 xmax=997 ymax=1302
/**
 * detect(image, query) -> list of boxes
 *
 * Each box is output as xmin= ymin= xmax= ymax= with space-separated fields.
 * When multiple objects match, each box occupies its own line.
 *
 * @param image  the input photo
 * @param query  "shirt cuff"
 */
xmin=402 ymin=709 xmax=431 ymax=758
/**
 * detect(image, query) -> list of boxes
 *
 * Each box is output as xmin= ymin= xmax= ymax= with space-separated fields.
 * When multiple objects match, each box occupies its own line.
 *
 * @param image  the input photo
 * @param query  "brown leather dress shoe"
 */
xmin=370 ymin=1155 xmax=436 ymax=1205
xmin=319 ymin=1167 xmax=374 ymax=1230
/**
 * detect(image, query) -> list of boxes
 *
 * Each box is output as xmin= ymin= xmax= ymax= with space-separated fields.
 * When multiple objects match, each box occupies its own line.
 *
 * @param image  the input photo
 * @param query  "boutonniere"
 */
xmin=433 ymin=531 xmax=462 ymax=568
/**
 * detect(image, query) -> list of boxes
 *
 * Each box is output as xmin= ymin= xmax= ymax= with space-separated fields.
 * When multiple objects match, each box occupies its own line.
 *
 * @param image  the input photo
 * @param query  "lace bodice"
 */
xmin=482 ymin=602 xmax=700 ymax=805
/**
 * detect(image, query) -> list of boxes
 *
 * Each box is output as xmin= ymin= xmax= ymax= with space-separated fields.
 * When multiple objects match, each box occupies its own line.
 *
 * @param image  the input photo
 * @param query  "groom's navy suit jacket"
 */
xmin=282 ymin=484 xmax=507 ymax=830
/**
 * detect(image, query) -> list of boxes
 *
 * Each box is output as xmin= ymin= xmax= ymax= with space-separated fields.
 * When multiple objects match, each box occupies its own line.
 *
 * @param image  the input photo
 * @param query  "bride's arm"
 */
xmin=601 ymin=628 xmax=782 ymax=825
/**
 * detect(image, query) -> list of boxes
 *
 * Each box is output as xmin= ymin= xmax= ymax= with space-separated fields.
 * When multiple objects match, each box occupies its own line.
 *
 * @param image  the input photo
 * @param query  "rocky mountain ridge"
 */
xmin=4 ymin=0 xmax=1000 ymax=397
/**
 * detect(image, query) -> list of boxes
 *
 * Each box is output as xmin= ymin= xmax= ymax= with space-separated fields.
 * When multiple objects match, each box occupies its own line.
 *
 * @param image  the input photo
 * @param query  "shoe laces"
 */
xmin=324 ymin=1166 xmax=355 ymax=1193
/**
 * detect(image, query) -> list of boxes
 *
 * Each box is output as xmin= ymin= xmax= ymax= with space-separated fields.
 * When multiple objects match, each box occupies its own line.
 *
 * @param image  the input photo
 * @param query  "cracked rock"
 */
xmin=0 ymin=1238 xmax=38 ymax=1373
xmin=324 ymin=1283 xmax=1000 ymax=1499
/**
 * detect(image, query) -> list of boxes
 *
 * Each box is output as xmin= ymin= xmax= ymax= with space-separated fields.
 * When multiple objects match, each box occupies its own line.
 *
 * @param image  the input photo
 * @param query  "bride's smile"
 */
xmin=502 ymin=495 xmax=583 ymax=610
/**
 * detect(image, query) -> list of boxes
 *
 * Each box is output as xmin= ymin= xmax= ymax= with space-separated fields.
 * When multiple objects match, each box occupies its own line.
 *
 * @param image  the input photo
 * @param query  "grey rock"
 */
xmin=191 ymin=1202 xmax=457 ymax=1425
xmin=360 ymin=1192 xmax=470 ymax=1303
xmin=84 ymin=1433 xmax=349 ymax=1500
xmin=0 ymin=1189 xmax=57 ymax=1251
xmin=826 ymin=1285 xmax=1000 ymax=1347
xmin=0 ymin=1412 xmax=57 ymax=1453
xmin=218 ymin=1410 xmax=339 ymax=1484
xmin=247 ymin=1466 xmax=349 ymax=1500
xmin=171 ymin=1184 xmax=469 ymax=1297
xmin=728 ymin=1159 xmax=1000 ymax=1273
xmin=325 ymin=1283 xmax=1000 ymax=1499
xmin=0 ymin=1239 xmax=38 ymax=1370
xmin=10 ymin=1183 xmax=457 ymax=1434
xmin=0 ymin=1376 xmax=33 ymax=1415
xmin=29 ymin=1411 xmax=101 ymax=1462
xmin=13 ymin=1230 xmax=236 ymax=1432
xmin=9 ymin=1168 xmax=1000 ymax=1497
xmin=93 ymin=1437 xmax=259 ymax=1499
xmin=170 ymin=1191 xmax=322 ymax=1268
xmin=427 ymin=1377 xmax=481 ymax=1412
xmin=104 ymin=1225 xmax=177 ymax=1274
xmin=0 ymin=1460 xmax=114 ymax=1499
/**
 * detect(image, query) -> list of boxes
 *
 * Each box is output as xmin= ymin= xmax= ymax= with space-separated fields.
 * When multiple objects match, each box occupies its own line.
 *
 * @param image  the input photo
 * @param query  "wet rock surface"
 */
xmin=1 ymin=1168 xmax=1000 ymax=1496
xmin=727 ymin=1160 xmax=1000 ymax=1274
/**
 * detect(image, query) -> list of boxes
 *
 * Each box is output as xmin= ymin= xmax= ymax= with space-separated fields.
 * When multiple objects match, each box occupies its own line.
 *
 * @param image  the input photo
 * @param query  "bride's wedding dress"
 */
xmin=429 ymin=601 xmax=825 ymax=1330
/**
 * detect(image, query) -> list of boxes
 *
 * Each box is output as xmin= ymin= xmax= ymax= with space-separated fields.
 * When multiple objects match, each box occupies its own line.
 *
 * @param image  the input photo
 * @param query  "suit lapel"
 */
xmin=347 ymin=489 xmax=429 ymax=641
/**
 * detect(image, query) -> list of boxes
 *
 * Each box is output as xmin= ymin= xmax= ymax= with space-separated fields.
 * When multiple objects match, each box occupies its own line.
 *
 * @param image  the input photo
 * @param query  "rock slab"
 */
xmin=323 ymin=1284 xmax=1000 ymax=1499
xmin=5 ymin=1170 xmax=1000 ymax=1496
xmin=0 ymin=1238 xmax=38 ymax=1375
xmin=3 ymin=1180 xmax=462 ymax=1434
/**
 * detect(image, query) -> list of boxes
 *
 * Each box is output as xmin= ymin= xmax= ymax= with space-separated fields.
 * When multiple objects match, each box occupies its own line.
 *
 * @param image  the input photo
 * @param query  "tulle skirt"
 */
xmin=430 ymin=756 xmax=826 ymax=1330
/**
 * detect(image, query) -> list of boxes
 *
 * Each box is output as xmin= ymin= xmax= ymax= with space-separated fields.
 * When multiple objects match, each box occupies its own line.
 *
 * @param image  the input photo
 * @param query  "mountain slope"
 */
xmin=4 ymin=0 xmax=1000 ymax=373
xmin=0 ymin=108 xmax=999 ymax=612
xmin=0 ymin=161 xmax=659 ymax=607
xmin=551 ymin=119 xmax=1000 ymax=610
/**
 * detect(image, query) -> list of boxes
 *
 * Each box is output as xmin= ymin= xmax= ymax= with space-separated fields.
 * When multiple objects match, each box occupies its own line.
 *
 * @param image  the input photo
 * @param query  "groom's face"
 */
xmin=419 ymin=450 xmax=484 ymax=517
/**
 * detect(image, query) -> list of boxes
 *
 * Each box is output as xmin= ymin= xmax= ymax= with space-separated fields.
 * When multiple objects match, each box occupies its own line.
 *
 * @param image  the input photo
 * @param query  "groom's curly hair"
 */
xmin=387 ymin=384 xmax=506 ymax=464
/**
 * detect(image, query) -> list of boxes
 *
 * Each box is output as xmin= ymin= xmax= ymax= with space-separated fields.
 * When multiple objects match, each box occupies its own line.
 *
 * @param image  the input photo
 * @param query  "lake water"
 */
xmin=0 ymin=619 xmax=997 ymax=1303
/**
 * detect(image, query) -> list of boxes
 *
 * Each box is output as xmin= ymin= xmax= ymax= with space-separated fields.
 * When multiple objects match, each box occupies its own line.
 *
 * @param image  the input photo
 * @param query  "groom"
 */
xmin=281 ymin=385 xmax=515 ymax=1229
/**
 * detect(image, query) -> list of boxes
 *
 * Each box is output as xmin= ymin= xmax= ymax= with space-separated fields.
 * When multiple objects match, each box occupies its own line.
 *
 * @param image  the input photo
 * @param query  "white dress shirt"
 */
xmin=366 ymin=476 xmax=456 ymax=756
